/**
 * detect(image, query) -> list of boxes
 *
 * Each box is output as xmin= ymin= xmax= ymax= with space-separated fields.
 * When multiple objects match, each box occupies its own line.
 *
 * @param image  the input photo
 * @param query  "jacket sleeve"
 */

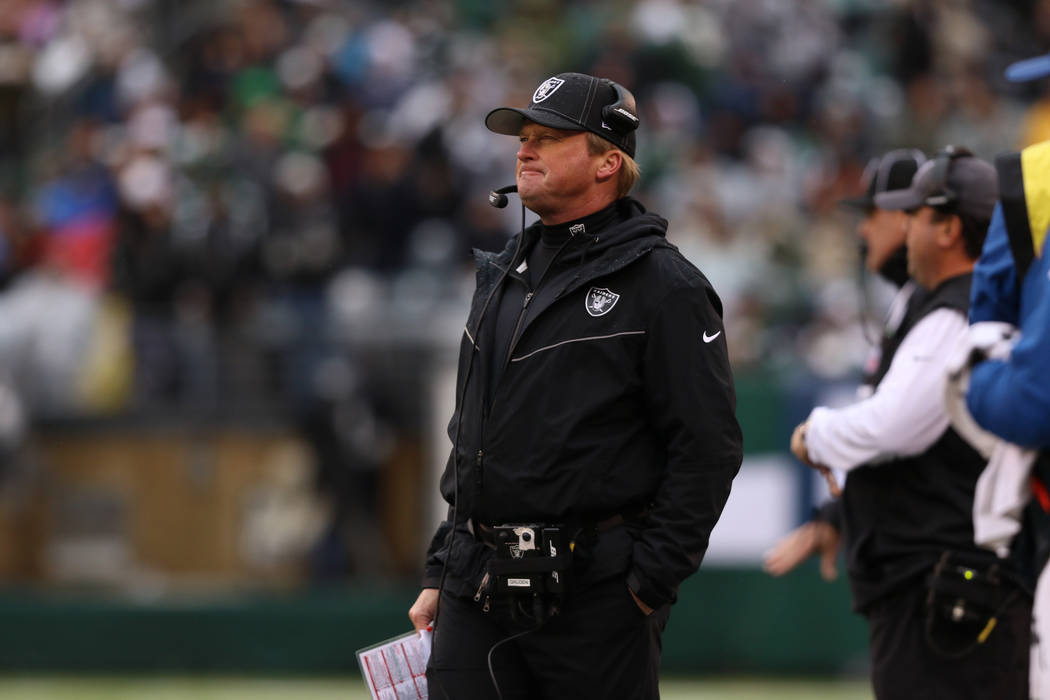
xmin=967 ymin=250 xmax=1050 ymax=447
xmin=814 ymin=498 xmax=843 ymax=532
xmin=627 ymin=276 xmax=743 ymax=610
xmin=420 ymin=507 xmax=454 ymax=589
xmin=970 ymin=205 xmax=1020 ymax=325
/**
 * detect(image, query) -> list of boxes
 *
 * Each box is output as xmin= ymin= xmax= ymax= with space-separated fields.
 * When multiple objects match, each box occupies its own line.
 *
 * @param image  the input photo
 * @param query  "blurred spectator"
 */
xmin=0 ymin=0 xmax=1047 ymax=580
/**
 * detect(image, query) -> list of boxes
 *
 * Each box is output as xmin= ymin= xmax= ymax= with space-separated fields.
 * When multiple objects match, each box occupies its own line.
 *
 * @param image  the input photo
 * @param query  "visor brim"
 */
xmin=874 ymin=187 xmax=924 ymax=211
xmin=485 ymin=107 xmax=586 ymax=135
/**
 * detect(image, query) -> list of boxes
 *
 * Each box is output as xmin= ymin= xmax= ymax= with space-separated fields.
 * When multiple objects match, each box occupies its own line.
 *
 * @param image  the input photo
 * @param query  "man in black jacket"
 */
xmin=790 ymin=148 xmax=1031 ymax=699
xmin=407 ymin=72 xmax=742 ymax=700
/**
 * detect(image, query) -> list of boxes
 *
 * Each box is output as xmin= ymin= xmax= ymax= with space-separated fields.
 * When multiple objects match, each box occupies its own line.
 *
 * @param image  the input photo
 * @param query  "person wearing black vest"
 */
xmin=790 ymin=147 xmax=1031 ymax=699
xmin=765 ymin=149 xmax=925 ymax=581
xmin=406 ymin=73 xmax=742 ymax=700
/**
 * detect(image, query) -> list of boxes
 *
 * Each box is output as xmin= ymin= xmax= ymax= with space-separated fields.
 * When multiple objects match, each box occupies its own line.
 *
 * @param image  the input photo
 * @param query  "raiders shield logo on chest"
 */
xmin=585 ymin=287 xmax=620 ymax=317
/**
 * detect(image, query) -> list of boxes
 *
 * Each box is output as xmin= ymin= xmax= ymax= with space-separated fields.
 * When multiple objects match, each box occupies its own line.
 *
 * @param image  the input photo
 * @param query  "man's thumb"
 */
xmin=819 ymin=547 xmax=838 ymax=582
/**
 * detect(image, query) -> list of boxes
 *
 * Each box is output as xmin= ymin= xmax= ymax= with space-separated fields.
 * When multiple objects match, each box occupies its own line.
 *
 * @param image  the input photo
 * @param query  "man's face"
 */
xmin=857 ymin=207 xmax=907 ymax=272
xmin=904 ymin=206 xmax=947 ymax=288
xmin=515 ymin=123 xmax=605 ymax=223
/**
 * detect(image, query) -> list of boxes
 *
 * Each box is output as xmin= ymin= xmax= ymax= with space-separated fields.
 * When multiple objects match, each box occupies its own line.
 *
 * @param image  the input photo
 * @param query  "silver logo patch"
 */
xmin=532 ymin=77 xmax=565 ymax=103
xmin=585 ymin=287 xmax=620 ymax=317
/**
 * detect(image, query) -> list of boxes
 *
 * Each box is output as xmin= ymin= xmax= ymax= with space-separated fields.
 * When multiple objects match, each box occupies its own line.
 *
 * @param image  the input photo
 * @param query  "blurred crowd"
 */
xmin=1 ymin=0 xmax=1049 ymax=577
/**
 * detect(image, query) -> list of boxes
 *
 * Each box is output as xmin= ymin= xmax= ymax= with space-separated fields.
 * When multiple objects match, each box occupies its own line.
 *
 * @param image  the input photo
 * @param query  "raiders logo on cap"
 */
xmin=532 ymin=77 xmax=565 ymax=103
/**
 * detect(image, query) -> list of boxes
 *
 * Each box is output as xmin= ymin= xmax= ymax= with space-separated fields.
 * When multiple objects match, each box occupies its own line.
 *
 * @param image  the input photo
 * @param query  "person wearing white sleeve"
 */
xmin=764 ymin=149 xmax=924 ymax=584
xmin=805 ymin=307 xmax=967 ymax=471
xmin=790 ymin=147 xmax=1031 ymax=700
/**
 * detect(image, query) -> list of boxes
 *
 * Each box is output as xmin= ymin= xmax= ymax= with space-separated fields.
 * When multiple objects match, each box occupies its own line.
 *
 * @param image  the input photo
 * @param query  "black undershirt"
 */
xmin=527 ymin=201 xmax=622 ymax=285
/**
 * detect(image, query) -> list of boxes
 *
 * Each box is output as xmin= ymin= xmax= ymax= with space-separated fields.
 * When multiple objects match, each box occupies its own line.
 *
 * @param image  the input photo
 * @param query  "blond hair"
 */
xmin=585 ymin=132 xmax=640 ymax=198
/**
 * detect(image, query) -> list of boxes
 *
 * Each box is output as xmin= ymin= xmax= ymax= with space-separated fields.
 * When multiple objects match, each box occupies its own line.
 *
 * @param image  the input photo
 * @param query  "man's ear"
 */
xmin=595 ymin=150 xmax=622 ymax=183
xmin=938 ymin=214 xmax=963 ymax=249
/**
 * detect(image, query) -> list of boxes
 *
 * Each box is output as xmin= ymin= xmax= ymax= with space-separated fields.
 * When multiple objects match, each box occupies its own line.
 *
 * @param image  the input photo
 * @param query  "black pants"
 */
xmin=427 ymin=577 xmax=670 ymax=700
xmin=866 ymin=584 xmax=1031 ymax=700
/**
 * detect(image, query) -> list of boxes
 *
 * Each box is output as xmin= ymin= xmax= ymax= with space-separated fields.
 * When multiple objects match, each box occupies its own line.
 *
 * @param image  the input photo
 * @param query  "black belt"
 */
xmin=473 ymin=511 xmax=641 ymax=548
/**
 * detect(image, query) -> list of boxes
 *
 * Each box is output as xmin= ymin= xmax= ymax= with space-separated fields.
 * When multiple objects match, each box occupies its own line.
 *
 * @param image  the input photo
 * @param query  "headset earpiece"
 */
xmin=600 ymin=80 xmax=640 ymax=134
xmin=925 ymin=145 xmax=973 ymax=208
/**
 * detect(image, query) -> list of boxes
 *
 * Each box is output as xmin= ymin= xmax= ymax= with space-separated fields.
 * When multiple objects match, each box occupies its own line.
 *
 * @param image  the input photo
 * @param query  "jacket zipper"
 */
xmin=504 ymin=291 xmax=534 ymax=367
xmin=474 ymin=571 xmax=491 ymax=612
xmin=466 ymin=245 xmax=521 ymax=499
xmin=500 ymin=232 xmax=586 ymax=366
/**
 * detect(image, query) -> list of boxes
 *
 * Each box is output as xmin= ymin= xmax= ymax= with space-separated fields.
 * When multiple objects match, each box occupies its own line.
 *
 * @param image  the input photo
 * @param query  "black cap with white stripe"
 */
xmin=485 ymin=73 xmax=640 ymax=158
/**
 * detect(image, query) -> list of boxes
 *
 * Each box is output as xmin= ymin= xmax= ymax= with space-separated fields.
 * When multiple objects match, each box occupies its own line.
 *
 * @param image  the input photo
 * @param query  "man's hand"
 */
xmin=408 ymin=588 xmax=440 ymax=632
xmin=790 ymin=421 xmax=841 ymax=497
xmin=789 ymin=421 xmax=811 ymax=464
xmin=763 ymin=521 xmax=840 ymax=581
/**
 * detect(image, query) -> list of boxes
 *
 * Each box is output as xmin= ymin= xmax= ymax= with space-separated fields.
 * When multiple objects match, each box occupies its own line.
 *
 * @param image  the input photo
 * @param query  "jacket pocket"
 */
xmin=444 ymin=526 xmax=495 ymax=598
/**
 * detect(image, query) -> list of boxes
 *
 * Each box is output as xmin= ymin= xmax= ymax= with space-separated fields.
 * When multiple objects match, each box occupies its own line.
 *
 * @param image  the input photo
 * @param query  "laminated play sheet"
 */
xmin=357 ymin=628 xmax=431 ymax=700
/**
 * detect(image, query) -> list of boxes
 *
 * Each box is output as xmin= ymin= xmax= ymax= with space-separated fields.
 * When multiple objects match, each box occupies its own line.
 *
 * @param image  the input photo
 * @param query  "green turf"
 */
xmin=0 ymin=676 xmax=873 ymax=699
xmin=662 ymin=677 xmax=873 ymax=699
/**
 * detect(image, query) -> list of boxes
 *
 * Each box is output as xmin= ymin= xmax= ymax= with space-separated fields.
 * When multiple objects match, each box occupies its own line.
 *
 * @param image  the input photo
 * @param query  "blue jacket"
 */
xmin=967 ymin=144 xmax=1050 ymax=447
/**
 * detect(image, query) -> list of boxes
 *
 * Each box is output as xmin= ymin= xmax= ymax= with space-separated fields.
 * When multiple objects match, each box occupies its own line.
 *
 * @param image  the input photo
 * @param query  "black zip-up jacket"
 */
xmin=422 ymin=198 xmax=743 ymax=610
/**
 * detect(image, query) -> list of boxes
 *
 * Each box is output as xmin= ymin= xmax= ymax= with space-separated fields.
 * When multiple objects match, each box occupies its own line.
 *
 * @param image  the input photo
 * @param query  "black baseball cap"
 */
xmin=839 ymin=149 xmax=926 ymax=210
xmin=485 ymin=72 xmax=640 ymax=158
xmin=875 ymin=149 xmax=998 ymax=221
